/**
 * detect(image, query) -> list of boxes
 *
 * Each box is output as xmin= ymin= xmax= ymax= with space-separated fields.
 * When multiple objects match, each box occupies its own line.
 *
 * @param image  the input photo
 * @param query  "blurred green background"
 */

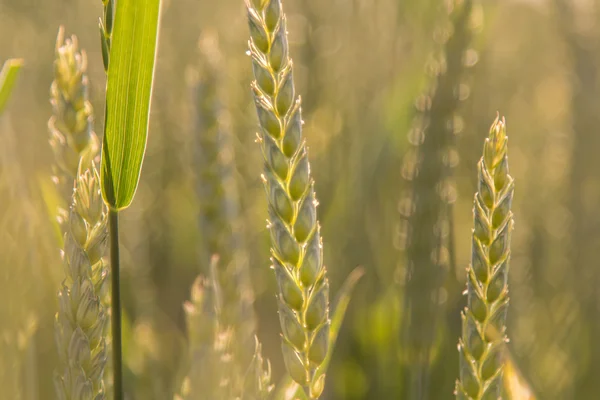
xmin=1 ymin=0 xmax=599 ymax=398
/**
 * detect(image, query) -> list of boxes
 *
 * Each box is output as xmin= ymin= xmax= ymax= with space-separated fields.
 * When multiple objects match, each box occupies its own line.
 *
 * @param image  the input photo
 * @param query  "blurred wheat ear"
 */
xmin=49 ymin=27 xmax=99 ymax=208
xmin=245 ymin=0 xmax=334 ymax=397
xmin=178 ymin=31 xmax=273 ymax=400
xmin=54 ymin=164 xmax=109 ymax=400
xmin=192 ymin=31 xmax=259 ymax=366
xmin=456 ymin=116 xmax=514 ymax=399
xmin=398 ymin=0 xmax=477 ymax=396
xmin=177 ymin=255 xmax=273 ymax=400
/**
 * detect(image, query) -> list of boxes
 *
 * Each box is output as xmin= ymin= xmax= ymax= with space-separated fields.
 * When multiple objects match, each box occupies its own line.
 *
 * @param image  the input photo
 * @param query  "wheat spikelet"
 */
xmin=54 ymin=164 xmax=109 ymax=400
xmin=398 ymin=1 xmax=476 ymax=396
xmin=49 ymin=27 xmax=99 ymax=204
xmin=245 ymin=0 xmax=330 ymax=397
xmin=455 ymin=116 xmax=514 ymax=400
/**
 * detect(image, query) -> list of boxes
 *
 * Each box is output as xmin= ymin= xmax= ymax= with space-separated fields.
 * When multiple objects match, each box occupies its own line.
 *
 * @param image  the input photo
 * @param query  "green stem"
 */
xmin=109 ymin=208 xmax=123 ymax=400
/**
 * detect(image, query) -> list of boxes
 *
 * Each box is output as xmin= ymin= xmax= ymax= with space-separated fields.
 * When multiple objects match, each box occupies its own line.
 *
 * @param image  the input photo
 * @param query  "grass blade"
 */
xmin=0 ymin=59 xmax=23 ymax=114
xmin=314 ymin=267 xmax=364 ymax=383
xmin=101 ymin=0 xmax=162 ymax=210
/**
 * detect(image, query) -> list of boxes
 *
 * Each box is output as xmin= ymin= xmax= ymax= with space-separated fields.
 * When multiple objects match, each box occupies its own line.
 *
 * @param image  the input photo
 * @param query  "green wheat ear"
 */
xmin=456 ymin=116 xmax=514 ymax=400
xmin=178 ymin=256 xmax=273 ymax=400
xmin=399 ymin=1 xmax=477 ymax=395
xmin=54 ymin=163 xmax=109 ymax=400
xmin=49 ymin=27 xmax=99 ymax=203
xmin=245 ymin=0 xmax=330 ymax=398
xmin=192 ymin=32 xmax=257 ymax=364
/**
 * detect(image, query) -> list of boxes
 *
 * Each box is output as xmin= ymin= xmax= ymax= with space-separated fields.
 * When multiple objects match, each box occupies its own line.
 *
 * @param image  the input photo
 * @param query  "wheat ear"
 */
xmin=242 ymin=338 xmax=274 ymax=400
xmin=245 ymin=0 xmax=330 ymax=397
xmin=54 ymin=163 xmax=109 ymax=400
xmin=193 ymin=32 xmax=257 ymax=362
xmin=49 ymin=27 xmax=99 ymax=203
xmin=399 ymin=1 xmax=476 ymax=396
xmin=456 ymin=117 xmax=514 ymax=399
xmin=182 ymin=33 xmax=273 ymax=400
xmin=178 ymin=255 xmax=273 ymax=400
xmin=179 ymin=257 xmax=224 ymax=400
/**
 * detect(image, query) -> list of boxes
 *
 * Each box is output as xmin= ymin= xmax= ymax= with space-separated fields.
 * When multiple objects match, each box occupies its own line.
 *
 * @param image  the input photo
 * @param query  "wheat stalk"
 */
xmin=49 ymin=27 xmax=99 ymax=204
xmin=54 ymin=163 xmax=109 ymax=400
xmin=456 ymin=116 xmax=514 ymax=399
xmin=245 ymin=0 xmax=330 ymax=398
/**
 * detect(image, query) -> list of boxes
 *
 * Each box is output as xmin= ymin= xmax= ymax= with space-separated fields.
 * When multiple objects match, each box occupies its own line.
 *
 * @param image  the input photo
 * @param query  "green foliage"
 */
xmin=101 ymin=0 xmax=162 ymax=210
xmin=0 ymin=58 xmax=23 ymax=115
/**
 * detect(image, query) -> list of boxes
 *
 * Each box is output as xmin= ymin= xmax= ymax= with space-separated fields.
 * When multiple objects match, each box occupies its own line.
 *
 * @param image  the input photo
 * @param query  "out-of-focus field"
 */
xmin=1 ymin=0 xmax=598 ymax=398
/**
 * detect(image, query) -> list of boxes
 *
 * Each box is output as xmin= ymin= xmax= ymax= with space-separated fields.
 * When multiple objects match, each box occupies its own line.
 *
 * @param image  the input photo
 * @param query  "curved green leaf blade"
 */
xmin=101 ymin=0 xmax=161 ymax=210
xmin=0 ymin=59 xmax=23 ymax=114
xmin=311 ymin=267 xmax=365 ymax=391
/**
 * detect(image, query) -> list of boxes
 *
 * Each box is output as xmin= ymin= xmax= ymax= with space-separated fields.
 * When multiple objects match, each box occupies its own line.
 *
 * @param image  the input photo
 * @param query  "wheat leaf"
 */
xmin=101 ymin=0 xmax=161 ymax=210
xmin=0 ymin=59 xmax=23 ymax=114
xmin=313 ymin=267 xmax=364 ymax=383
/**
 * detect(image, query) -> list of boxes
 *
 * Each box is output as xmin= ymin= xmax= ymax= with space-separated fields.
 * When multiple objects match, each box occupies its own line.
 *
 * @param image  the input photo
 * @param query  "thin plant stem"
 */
xmin=109 ymin=208 xmax=123 ymax=400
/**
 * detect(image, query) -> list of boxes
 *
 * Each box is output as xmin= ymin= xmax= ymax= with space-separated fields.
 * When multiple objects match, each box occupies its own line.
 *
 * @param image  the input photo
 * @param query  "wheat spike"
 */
xmin=49 ymin=27 xmax=99 ymax=203
xmin=179 ymin=257 xmax=225 ymax=400
xmin=178 ymin=255 xmax=273 ymax=400
xmin=399 ymin=1 xmax=477 ymax=396
xmin=456 ymin=116 xmax=514 ymax=400
xmin=177 ymin=33 xmax=273 ymax=400
xmin=54 ymin=164 xmax=109 ymax=400
xmin=245 ymin=0 xmax=330 ymax=398
xmin=193 ymin=32 xmax=257 ymax=362
xmin=242 ymin=338 xmax=274 ymax=400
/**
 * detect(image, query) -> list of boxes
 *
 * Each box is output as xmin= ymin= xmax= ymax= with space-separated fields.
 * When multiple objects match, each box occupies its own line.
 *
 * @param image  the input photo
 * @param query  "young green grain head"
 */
xmin=178 ymin=256 xmax=273 ymax=400
xmin=245 ymin=0 xmax=330 ymax=397
xmin=242 ymin=338 xmax=274 ymax=400
xmin=179 ymin=260 xmax=223 ymax=400
xmin=49 ymin=27 xmax=99 ymax=203
xmin=456 ymin=116 xmax=514 ymax=400
xmin=192 ymin=32 xmax=257 ymax=363
xmin=54 ymin=163 xmax=109 ymax=400
xmin=399 ymin=1 xmax=477 ymax=397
